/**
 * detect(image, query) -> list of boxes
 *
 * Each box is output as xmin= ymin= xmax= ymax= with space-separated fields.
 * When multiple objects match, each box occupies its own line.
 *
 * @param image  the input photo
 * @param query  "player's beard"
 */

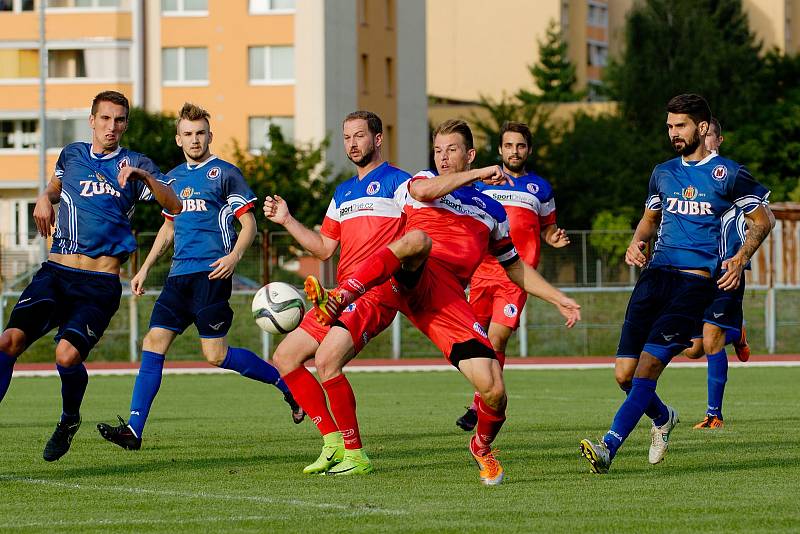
xmin=672 ymin=130 xmax=701 ymax=156
xmin=348 ymin=143 xmax=375 ymax=168
xmin=503 ymin=157 xmax=526 ymax=174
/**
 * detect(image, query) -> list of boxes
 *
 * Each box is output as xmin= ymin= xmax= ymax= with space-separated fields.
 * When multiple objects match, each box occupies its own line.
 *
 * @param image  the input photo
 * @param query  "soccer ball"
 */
xmin=252 ymin=282 xmax=306 ymax=334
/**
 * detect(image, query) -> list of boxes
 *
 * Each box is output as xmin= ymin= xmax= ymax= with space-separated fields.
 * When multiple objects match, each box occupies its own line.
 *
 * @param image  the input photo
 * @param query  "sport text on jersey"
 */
xmin=437 ymin=195 xmax=487 ymax=220
xmin=339 ymin=201 xmax=374 ymax=217
xmin=664 ymin=185 xmax=713 ymax=216
xmin=79 ymin=172 xmax=121 ymax=198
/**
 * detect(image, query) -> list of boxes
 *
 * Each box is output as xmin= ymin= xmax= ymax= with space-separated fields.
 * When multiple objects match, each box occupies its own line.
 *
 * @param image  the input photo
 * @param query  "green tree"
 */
xmin=589 ymin=208 xmax=637 ymax=265
xmin=518 ymin=20 xmax=584 ymax=104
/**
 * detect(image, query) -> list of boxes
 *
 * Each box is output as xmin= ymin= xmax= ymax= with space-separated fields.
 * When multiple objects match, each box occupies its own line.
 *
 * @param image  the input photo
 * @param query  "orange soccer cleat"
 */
xmin=304 ymin=275 xmax=346 ymax=326
xmin=693 ymin=415 xmax=724 ymax=429
xmin=470 ymin=436 xmax=505 ymax=485
xmin=732 ymin=324 xmax=751 ymax=362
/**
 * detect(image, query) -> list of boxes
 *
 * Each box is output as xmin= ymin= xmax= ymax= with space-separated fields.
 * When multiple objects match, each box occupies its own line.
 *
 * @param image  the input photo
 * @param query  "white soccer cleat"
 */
xmin=649 ymin=405 xmax=679 ymax=464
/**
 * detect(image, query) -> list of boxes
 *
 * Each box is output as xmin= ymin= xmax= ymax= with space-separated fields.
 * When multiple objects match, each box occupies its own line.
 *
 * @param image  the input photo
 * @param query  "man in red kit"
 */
xmin=456 ymin=121 xmax=570 ymax=431
xmin=262 ymin=111 xmax=410 ymax=476
xmin=306 ymin=119 xmax=581 ymax=485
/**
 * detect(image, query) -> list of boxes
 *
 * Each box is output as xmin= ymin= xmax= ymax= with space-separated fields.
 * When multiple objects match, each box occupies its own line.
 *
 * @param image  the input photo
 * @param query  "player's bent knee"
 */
xmin=0 ymin=329 xmax=26 ymax=357
xmin=55 ymin=341 xmax=83 ymax=367
xmin=272 ymin=337 xmax=313 ymax=375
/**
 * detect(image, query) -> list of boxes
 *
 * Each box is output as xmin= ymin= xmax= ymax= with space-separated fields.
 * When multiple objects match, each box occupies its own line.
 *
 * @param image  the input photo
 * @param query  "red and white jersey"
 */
xmin=320 ymin=162 xmax=411 ymax=282
xmin=404 ymin=170 xmax=519 ymax=288
xmin=472 ymin=172 xmax=557 ymax=281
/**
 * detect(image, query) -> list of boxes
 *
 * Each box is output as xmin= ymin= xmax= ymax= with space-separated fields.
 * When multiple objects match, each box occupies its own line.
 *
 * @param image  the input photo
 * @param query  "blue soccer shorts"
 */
xmin=148 ymin=273 xmax=234 ymax=338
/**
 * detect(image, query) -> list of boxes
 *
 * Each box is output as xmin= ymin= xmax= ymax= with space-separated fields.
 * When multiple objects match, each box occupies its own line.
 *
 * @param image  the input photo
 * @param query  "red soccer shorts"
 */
xmin=299 ymin=280 xmax=401 ymax=354
xmin=402 ymin=258 xmax=494 ymax=364
xmin=469 ymin=275 xmax=527 ymax=330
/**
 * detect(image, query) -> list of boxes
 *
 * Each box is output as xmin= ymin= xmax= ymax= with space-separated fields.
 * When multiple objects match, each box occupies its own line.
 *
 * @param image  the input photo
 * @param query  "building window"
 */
xmin=249 ymin=116 xmax=294 ymax=151
xmin=360 ymin=53 xmax=369 ymax=94
xmin=48 ymin=48 xmax=130 ymax=80
xmin=161 ymin=0 xmax=207 ymax=14
xmin=0 ymin=119 xmax=37 ymax=151
xmin=9 ymin=200 xmax=37 ymax=248
xmin=384 ymin=56 xmax=393 ymax=97
xmin=385 ymin=0 xmax=393 ymax=29
xmin=587 ymin=1 xmax=608 ymax=27
xmin=248 ymin=46 xmax=294 ymax=84
xmin=0 ymin=49 xmax=39 ymax=79
xmin=46 ymin=117 xmax=92 ymax=148
xmin=358 ymin=0 xmax=367 ymax=25
xmin=47 ymin=0 xmax=130 ymax=8
xmin=162 ymin=47 xmax=208 ymax=85
xmin=249 ymin=0 xmax=294 ymax=13
xmin=0 ymin=0 xmax=34 ymax=12
xmin=587 ymin=41 xmax=608 ymax=67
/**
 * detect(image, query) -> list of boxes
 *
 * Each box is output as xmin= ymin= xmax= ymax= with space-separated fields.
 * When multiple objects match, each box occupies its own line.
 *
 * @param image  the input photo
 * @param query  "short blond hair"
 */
xmin=433 ymin=119 xmax=474 ymax=150
xmin=176 ymin=102 xmax=211 ymax=132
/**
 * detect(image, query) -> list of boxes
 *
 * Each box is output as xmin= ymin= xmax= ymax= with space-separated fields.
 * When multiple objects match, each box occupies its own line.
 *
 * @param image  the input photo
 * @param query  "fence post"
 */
xmin=391 ymin=313 xmax=401 ymax=359
xmin=519 ymin=300 xmax=528 ymax=357
xmin=128 ymin=293 xmax=138 ymax=362
xmin=766 ymin=230 xmax=776 ymax=353
xmin=581 ymin=231 xmax=588 ymax=286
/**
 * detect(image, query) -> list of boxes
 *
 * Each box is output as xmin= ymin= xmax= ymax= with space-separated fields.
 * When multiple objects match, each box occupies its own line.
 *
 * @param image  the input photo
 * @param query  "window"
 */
xmin=587 ymin=2 xmax=608 ymax=27
xmin=249 ymin=0 xmax=294 ymax=13
xmin=0 ymin=0 xmax=34 ymax=12
xmin=384 ymin=56 xmax=393 ymax=97
xmin=0 ymin=119 xmax=37 ymax=150
xmin=47 ymin=0 xmax=129 ymax=7
xmin=48 ymin=48 xmax=130 ymax=79
xmin=162 ymin=47 xmax=208 ymax=84
xmin=360 ymin=53 xmax=369 ymax=94
xmin=385 ymin=0 xmax=393 ymax=29
xmin=587 ymin=41 xmax=608 ymax=67
xmin=161 ymin=0 xmax=207 ymax=14
xmin=9 ymin=200 xmax=37 ymax=248
xmin=358 ymin=0 xmax=367 ymax=25
xmin=46 ymin=117 xmax=91 ymax=148
xmin=248 ymin=46 xmax=294 ymax=84
xmin=249 ymin=116 xmax=294 ymax=151
xmin=0 ymin=49 xmax=39 ymax=79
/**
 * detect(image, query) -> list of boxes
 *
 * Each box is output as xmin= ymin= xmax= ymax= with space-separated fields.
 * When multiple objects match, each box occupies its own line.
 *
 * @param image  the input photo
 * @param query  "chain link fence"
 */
xmin=1 ymin=229 xmax=798 ymax=363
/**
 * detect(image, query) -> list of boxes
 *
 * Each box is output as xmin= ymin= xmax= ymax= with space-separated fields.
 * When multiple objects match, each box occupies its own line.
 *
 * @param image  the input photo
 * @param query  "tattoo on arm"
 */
xmin=738 ymin=222 xmax=770 ymax=261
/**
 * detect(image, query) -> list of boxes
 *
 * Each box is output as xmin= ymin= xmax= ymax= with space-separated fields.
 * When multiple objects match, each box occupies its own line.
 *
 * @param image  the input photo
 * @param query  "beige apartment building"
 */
xmin=0 ymin=0 xmax=427 ymax=279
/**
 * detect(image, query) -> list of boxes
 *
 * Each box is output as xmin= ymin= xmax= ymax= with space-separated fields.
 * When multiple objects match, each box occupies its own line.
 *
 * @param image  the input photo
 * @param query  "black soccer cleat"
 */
xmin=456 ymin=407 xmax=478 ymax=432
xmin=97 ymin=415 xmax=142 ymax=451
xmin=284 ymin=391 xmax=306 ymax=424
xmin=43 ymin=416 xmax=82 ymax=462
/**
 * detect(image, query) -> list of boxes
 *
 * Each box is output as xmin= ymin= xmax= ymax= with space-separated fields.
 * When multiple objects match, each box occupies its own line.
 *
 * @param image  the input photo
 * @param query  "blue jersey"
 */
xmin=646 ymin=153 xmax=769 ymax=274
xmin=163 ymin=156 xmax=257 ymax=277
xmin=52 ymin=142 xmax=172 ymax=261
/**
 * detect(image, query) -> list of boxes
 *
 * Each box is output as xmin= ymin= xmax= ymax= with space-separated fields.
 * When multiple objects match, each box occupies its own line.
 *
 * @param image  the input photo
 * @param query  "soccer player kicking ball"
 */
xmin=305 ymin=119 xmax=581 ymax=485
xmin=679 ymin=118 xmax=775 ymax=429
xmin=457 ymin=120 xmax=569 ymax=431
xmin=97 ymin=103 xmax=301 ymax=451
xmin=579 ymin=95 xmax=772 ymax=474
xmin=262 ymin=111 xmax=411 ymax=476
xmin=0 ymin=91 xmax=181 ymax=461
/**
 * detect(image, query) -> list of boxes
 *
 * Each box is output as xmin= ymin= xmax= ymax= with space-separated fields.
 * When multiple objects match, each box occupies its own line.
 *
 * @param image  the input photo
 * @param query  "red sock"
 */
xmin=470 ymin=392 xmax=480 ymax=411
xmin=322 ymin=374 xmax=362 ymax=449
xmin=282 ymin=367 xmax=338 ymax=436
xmin=342 ymin=247 xmax=401 ymax=296
xmin=473 ymin=397 xmax=506 ymax=455
xmin=470 ymin=351 xmax=505 ymax=410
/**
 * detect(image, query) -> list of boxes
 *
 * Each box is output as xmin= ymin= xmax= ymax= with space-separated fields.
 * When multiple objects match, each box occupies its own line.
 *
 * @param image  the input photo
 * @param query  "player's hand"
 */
xmin=718 ymin=257 xmax=745 ymax=291
xmin=208 ymin=253 xmax=239 ymax=280
xmin=476 ymin=165 xmax=512 ymax=186
xmin=625 ymin=240 xmax=648 ymax=268
xmin=263 ymin=194 xmax=290 ymax=225
xmin=131 ymin=268 xmax=148 ymax=295
xmin=33 ymin=193 xmax=56 ymax=238
xmin=554 ymin=294 xmax=581 ymax=328
xmin=117 ymin=166 xmax=142 ymax=189
xmin=547 ymin=228 xmax=570 ymax=248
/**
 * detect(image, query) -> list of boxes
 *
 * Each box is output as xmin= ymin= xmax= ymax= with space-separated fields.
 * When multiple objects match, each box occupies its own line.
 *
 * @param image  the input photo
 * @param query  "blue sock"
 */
xmin=622 ymin=383 xmax=669 ymax=426
xmin=56 ymin=363 xmax=88 ymax=424
xmin=706 ymin=349 xmax=728 ymax=418
xmin=724 ymin=329 xmax=740 ymax=346
xmin=220 ymin=347 xmax=288 ymax=393
xmin=0 ymin=351 xmax=15 ymax=403
xmin=128 ymin=351 xmax=165 ymax=438
xmin=603 ymin=377 xmax=657 ymax=458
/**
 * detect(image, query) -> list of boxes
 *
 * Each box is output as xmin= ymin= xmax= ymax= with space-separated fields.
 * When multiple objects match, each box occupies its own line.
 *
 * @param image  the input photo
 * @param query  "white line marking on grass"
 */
xmin=12 ymin=359 xmax=800 ymax=378
xmin=0 ymin=475 xmax=407 ymax=517
xmin=1 ymin=515 xmax=284 ymax=530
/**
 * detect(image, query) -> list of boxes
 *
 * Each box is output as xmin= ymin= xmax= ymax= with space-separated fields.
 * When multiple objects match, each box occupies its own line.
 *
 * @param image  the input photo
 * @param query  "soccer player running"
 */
xmin=580 ymin=94 xmax=772 ymax=474
xmin=97 ymin=103 xmax=301 ymax=450
xmin=0 ymin=91 xmax=181 ymax=461
xmin=305 ymin=119 xmax=581 ymax=484
xmin=261 ymin=111 xmax=411 ymax=475
xmin=680 ymin=118 xmax=775 ymax=429
xmin=456 ymin=120 xmax=570 ymax=431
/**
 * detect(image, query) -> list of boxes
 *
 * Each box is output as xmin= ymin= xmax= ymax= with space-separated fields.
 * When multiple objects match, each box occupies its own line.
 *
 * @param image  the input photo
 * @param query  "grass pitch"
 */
xmin=0 ymin=366 xmax=798 ymax=533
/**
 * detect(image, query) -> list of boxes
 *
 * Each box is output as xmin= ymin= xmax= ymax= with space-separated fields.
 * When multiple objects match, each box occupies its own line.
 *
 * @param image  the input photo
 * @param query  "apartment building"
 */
xmin=0 ymin=0 xmax=427 ymax=280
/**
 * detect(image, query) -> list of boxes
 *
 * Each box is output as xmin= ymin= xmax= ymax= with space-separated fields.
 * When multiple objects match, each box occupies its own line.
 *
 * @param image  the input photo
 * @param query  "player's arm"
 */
xmin=504 ymin=259 xmax=581 ymax=328
xmin=131 ymin=218 xmax=175 ymax=295
xmin=625 ymin=208 xmax=661 ymax=268
xmin=118 ymin=166 xmax=182 ymax=215
xmin=542 ymin=224 xmax=570 ymax=248
xmin=408 ymin=166 xmax=505 ymax=201
xmin=717 ymin=204 xmax=772 ymax=291
xmin=263 ymin=194 xmax=339 ymax=260
xmin=209 ymin=211 xmax=257 ymax=280
xmin=33 ymin=175 xmax=62 ymax=238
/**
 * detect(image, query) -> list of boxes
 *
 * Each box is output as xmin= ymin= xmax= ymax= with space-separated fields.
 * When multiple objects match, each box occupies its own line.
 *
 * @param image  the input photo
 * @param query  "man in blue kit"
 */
xmin=97 ymin=103 xmax=302 ymax=452
xmin=580 ymin=94 xmax=772 ymax=473
xmin=0 ymin=90 xmax=182 ymax=461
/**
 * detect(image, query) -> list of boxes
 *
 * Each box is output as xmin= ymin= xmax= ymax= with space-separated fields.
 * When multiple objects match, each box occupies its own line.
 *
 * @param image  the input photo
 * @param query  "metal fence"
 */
xmin=1 ymin=230 xmax=798 ymax=362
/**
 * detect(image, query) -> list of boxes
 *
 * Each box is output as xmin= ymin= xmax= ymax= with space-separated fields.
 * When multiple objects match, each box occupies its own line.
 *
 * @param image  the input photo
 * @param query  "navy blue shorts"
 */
xmin=149 ymin=273 xmax=233 ymax=338
xmin=699 ymin=277 xmax=745 ymax=334
xmin=617 ymin=267 xmax=715 ymax=363
xmin=5 ymin=261 xmax=122 ymax=358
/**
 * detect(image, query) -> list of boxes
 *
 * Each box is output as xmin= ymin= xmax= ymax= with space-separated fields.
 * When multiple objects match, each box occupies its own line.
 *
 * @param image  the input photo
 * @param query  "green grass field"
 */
xmin=1 ymin=366 xmax=798 ymax=533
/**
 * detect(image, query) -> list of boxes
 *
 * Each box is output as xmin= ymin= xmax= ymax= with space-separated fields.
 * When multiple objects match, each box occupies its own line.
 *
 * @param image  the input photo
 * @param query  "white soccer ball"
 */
xmin=252 ymin=282 xmax=306 ymax=334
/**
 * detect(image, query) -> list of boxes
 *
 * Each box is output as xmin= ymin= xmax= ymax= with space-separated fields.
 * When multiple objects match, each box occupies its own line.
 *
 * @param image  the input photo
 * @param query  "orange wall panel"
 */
xmin=586 ymin=26 xmax=607 ymax=42
xmin=0 ymin=153 xmax=58 ymax=182
xmin=0 ymin=12 xmax=132 ymax=41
